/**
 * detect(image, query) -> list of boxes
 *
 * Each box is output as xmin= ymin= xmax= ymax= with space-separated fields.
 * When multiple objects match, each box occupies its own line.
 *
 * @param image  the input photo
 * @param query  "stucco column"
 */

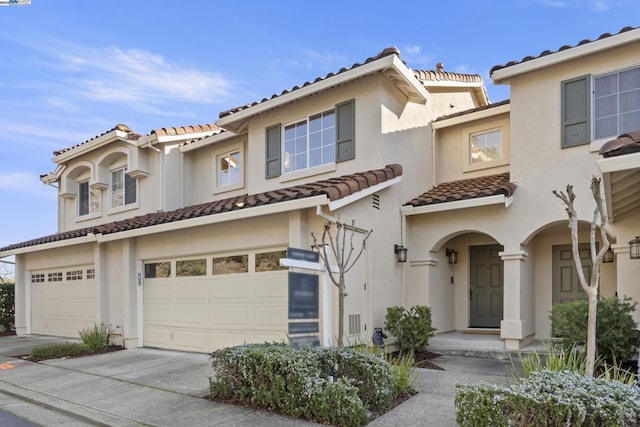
xmin=13 ymin=254 xmax=28 ymax=335
xmin=613 ymin=243 xmax=640 ymax=324
xmin=121 ymin=239 xmax=140 ymax=348
xmin=500 ymin=248 xmax=535 ymax=350
xmin=94 ymin=244 xmax=108 ymax=325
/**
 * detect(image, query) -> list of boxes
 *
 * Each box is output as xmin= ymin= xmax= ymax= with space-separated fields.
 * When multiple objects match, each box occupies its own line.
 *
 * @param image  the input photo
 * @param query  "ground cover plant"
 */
xmin=28 ymin=323 xmax=122 ymax=361
xmin=209 ymin=343 xmax=416 ymax=426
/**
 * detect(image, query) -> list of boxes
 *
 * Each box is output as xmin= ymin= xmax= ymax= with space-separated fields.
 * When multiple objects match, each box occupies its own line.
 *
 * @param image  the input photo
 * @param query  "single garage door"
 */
xmin=143 ymin=249 xmax=288 ymax=353
xmin=30 ymin=266 xmax=97 ymax=337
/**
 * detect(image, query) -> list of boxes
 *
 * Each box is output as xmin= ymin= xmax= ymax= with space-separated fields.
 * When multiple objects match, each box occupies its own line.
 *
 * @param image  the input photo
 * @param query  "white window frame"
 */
xmin=592 ymin=64 xmax=640 ymax=143
xmin=77 ymin=178 xmax=100 ymax=219
xmin=109 ymin=165 xmax=138 ymax=213
xmin=282 ymin=108 xmax=336 ymax=175
xmin=214 ymin=145 xmax=244 ymax=194
xmin=462 ymin=121 xmax=510 ymax=173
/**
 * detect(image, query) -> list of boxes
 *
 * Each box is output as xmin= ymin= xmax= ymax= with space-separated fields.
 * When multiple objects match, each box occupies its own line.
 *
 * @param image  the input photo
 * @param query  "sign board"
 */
xmin=289 ymin=335 xmax=321 ymax=348
xmin=288 ymin=321 xmax=319 ymax=335
xmin=287 ymin=247 xmax=320 ymax=263
xmin=288 ymin=272 xmax=319 ymax=319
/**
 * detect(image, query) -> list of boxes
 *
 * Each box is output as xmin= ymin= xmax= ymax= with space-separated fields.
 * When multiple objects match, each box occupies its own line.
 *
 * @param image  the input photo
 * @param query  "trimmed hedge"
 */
xmin=384 ymin=305 xmax=436 ymax=355
xmin=0 ymin=282 xmax=14 ymax=331
xmin=456 ymin=370 xmax=640 ymax=427
xmin=209 ymin=343 xmax=399 ymax=426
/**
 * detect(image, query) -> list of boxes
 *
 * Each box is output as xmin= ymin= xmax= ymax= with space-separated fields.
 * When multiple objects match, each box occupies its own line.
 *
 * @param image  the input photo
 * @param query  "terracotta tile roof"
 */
xmin=490 ymin=26 xmax=639 ymax=76
xmin=2 ymin=164 xmax=402 ymax=252
xmin=218 ymin=47 xmax=402 ymax=119
xmin=434 ymin=99 xmax=510 ymax=122
xmin=53 ymin=124 xmax=140 ymax=156
xmin=413 ymin=69 xmax=483 ymax=84
xmin=405 ymin=172 xmax=515 ymax=207
xmin=151 ymin=123 xmax=218 ymax=137
xmin=599 ymin=130 xmax=640 ymax=158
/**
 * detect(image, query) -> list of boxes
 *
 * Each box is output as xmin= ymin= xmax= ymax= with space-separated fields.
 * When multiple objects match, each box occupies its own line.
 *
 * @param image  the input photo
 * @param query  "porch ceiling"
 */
xmin=606 ymin=168 xmax=640 ymax=222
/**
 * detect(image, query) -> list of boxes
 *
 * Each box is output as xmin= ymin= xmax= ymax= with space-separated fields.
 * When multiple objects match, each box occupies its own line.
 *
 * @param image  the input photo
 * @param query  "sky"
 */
xmin=0 ymin=0 xmax=638 ymax=271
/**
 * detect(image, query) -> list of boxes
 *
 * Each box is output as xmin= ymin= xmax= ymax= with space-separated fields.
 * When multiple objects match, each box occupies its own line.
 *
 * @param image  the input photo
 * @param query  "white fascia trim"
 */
xmin=179 ymin=131 xmax=237 ymax=153
xmin=41 ymin=164 xmax=66 ymax=184
xmin=155 ymin=131 xmax=219 ymax=144
xmin=401 ymin=194 xmax=507 ymax=216
xmin=596 ymin=152 xmax=640 ymax=173
xmin=95 ymin=195 xmax=329 ymax=243
xmin=422 ymin=80 xmax=484 ymax=89
xmin=216 ymin=55 xmax=427 ymax=128
xmin=54 ymin=130 xmax=134 ymax=164
xmin=432 ymin=104 xmax=510 ymax=129
xmin=492 ymin=28 xmax=640 ymax=83
xmin=0 ymin=234 xmax=97 ymax=257
xmin=328 ymin=176 xmax=402 ymax=211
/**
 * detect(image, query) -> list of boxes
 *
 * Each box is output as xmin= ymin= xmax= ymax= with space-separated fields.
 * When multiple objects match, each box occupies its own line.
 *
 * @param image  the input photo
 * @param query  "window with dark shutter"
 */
xmin=561 ymin=75 xmax=591 ymax=148
xmin=265 ymin=124 xmax=281 ymax=179
xmin=335 ymin=99 xmax=355 ymax=162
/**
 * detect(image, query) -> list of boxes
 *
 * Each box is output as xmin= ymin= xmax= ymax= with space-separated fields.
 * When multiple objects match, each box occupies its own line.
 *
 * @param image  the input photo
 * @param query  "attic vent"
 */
xmin=372 ymin=193 xmax=380 ymax=210
xmin=348 ymin=314 xmax=361 ymax=335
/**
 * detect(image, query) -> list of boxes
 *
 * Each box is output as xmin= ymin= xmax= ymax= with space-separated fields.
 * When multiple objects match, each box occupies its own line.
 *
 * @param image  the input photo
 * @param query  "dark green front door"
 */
xmin=552 ymin=244 xmax=591 ymax=304
xmin=469 ymin=244 xmax=504 ymax=328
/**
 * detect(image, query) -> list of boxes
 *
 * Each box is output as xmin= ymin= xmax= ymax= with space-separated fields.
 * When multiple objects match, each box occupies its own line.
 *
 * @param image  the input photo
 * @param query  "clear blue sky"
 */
xmin=0 ymin=0 xmax=638 ymax=261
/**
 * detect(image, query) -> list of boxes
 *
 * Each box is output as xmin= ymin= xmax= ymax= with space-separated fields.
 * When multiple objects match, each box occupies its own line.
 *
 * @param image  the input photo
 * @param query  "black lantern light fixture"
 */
xmin=446 ymin=249 xmax=458 ymax=265
xmin=602 ymin=247 xmax=614 ymax=263
xmin=629 ymin=236 xmax=640 ymax=260
xmin=394 ymin=244 xmax=408 ymax=263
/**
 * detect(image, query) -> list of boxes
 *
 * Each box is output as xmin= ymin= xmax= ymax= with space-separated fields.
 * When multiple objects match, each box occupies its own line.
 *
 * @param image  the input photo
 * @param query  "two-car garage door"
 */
xmin=143 ymin=249 xmax=289 ymax=353
xmin=30 ymin=266 xmax=97 ymax=337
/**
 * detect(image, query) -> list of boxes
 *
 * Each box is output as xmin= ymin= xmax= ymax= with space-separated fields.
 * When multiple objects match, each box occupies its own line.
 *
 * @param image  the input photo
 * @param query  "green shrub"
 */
xmin=0 ymin=282 xmax=15 ymax=331
xmin=516 ymin=342 xmax=588 ymax=378
xmin=456 ymin=370 xmax=640 ymax=427
xmin=209 ymin=343 xmax=400 ymax=426
xmin=384 ymin=305 xmax=436 ymax=355
xmin=78 ymin=323 xmax=109 ymax=350
xmin=550 ymin=296 xmax=640 ymax=364
xmin=29 ymin=342 xmax=88 ymax=361
xmin=351 ymin=344 xmax=417 ymax=396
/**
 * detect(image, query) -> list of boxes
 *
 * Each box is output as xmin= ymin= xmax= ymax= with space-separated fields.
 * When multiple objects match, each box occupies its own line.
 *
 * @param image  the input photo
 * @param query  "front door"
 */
xmin=469 ymin=244 xmax=504 ymax=328
xmin=552 ymin=244 xmax=591 ymax=304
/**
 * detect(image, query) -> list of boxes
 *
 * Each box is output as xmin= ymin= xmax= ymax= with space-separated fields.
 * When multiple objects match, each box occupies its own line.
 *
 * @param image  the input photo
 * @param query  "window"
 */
xmin=284 ymin=110 xmax=335 ymax=173
xmin=47 ymin=272 xmax=62 ymax=282
xmin=31 ymin=273 xmax=45 ymax=283
xmin=470 ymin=129 xmax=502 ymax=164
xmin=594 ymin=66 xmax=640 ymax=140
xmin=110 ymin=167 xmax=136 ymax=208
xmin=265 ymin=99 xmax=355 ymax=178
xmin=78 ymin=180 xmax=99 ymax=216
xmin=86 ymin=268 xmax=95 ymax=279
xmin=218 ymin=150 xmax=241 ymax=187
xmin=255 ymin=250 xmax=288 ymax=272
xmin=66 ymin=270 xmax=83 ymax=281
xmin=213 ymin=255 xmax=248 ymax=274
xmin=176 ymin=259 xmax=207 ymax=277
xmin=144 ymin=262 xmax=171 ymax=278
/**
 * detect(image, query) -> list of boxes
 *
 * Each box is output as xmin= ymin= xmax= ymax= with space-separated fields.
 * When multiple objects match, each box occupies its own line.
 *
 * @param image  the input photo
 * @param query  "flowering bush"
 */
xmin=0 ymin=282 xmax=14 ymax=331
xmin=209 ymin=343 xmax=399 ymax=426
xmin=456 ymin=370 xmax=640 ymax=427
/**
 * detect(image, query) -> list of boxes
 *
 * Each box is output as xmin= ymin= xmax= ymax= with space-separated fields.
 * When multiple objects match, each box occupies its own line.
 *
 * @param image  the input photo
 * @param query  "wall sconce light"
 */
xmin=602 ymin=247 xmax=614 ymax=263
xmin=446 ymin=249 xmax=458 ymax=265
xmin=394 ymin=244 xmax=408 ymax=263
xmin=629 ymin=236 xmax=640 ymax=260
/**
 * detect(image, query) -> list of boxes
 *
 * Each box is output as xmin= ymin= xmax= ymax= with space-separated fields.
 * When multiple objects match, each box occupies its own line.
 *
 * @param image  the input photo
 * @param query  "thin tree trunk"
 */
xmin=585 ymin=288 xmax=598 ymax=377
xmin=338 ymin=276 xmax=345 ymax=347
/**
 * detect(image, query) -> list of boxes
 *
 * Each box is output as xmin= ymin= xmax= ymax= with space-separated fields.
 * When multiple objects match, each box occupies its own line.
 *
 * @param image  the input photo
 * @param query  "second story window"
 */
xmin=78 ymin=180 xmax=99 ymax=216
xmin=594 ymin=66 xmax=640 ymax=141
xmin=284 ymin=110 xmax=335 ymax=173
xmin=218 ymin=150 xmax=241 ymax=187
xmin=470 ymin=129 xmax=502 ymax=164
xmin=110 ymin=167 xmax=136 ymax=209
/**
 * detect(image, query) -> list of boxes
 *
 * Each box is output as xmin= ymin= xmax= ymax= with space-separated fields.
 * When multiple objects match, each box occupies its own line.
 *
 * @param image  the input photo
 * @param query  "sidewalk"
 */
xmin=0 ymin=336 xmax=513 ymax=426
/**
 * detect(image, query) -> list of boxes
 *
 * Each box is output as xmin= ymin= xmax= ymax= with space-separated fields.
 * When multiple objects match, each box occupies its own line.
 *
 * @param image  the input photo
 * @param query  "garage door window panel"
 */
xmin=213 ymin=255 xmax=248 ymax=274
xmin=145 ymin=262 xmax=171 ymax=278
xmin=48 ymin=272 xmax=62 ymax=282
xmin=31 ymin=273 xmax=45 ymax=283
xmin=256 ymin=250 xmax=288 ymax=272
xmin=66 ymin=270 xmax=83 ymax=281
xmin=176 ymin=259 xmax=207 ymax=277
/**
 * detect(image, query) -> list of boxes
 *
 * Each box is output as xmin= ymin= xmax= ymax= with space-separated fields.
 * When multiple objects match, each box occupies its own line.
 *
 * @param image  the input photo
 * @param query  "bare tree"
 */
xmin=311 ymin=220 xmax=372 ymax=347
xmin=552 ymin=176 xmax=610 ymax=377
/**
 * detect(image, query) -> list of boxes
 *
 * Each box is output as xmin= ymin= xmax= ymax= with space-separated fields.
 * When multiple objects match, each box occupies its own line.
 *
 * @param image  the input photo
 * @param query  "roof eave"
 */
xmin=179 ymin=130 xmax=237 ymax=153
xmin=491 ymin=27 xmax=640 ymax=83
xmin=400 ymin=194 xmax=512 ymax=216
xmin=53 ymin=129 xmax=136 ymax=164
xmin=432 ymin=103 xmax=510 ymax=129
xmin=215 ymin=55 xmax=428 ymax=132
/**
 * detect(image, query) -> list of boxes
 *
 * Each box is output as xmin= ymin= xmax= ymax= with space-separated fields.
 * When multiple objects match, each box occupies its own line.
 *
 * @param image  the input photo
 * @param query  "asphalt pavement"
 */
xmin=0 ymin=335 xmax=514 ymax=426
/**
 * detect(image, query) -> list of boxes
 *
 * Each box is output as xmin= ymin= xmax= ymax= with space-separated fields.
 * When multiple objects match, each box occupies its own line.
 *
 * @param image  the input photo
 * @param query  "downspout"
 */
xmin=400 ymin=208 xmax=407 ymax=308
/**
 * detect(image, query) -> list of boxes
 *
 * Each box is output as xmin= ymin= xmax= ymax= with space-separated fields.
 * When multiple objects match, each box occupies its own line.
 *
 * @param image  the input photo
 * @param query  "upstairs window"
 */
xmin=111 ymin=167 xmax=136 ymax=208
xmin=284 ymin=110 xmax=335 ymax=173
xmin=470 ymin=129 xmax=502 ymax=164
xmin=78 ymin=180 xmax=99 ymax=216
xmin=594 ymin=66 xmax=640 ymax=140
xmin=218 ymin=150 xmax=241 ymax=187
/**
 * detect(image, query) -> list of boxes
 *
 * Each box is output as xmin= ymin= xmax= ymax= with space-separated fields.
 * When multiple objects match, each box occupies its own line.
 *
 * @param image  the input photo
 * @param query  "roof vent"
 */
xmin=436 ymin=63 xmax=444 ymax=72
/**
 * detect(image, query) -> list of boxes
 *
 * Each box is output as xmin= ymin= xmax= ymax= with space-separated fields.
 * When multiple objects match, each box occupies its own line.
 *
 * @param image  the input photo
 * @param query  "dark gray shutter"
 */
xmin=335 ymin=99 xmax=355 ymax=162
xmin=265 ymin=124 xmax=281 ymax=179
xmin=561 ymin=75 xmax=591 ymax=148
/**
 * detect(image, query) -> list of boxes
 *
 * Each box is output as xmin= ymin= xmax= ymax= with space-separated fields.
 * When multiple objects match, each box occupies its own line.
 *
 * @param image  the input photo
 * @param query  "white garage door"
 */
xmin=30 ymin=266 xmax=97 ymax=337
xmin=143 ymin=249 xmax=288 ymax=353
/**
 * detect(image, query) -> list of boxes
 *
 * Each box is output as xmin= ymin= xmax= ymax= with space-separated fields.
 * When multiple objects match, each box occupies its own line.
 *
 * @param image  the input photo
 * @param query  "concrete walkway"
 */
xmin=0 ymin=335 xmax=514 ymax=426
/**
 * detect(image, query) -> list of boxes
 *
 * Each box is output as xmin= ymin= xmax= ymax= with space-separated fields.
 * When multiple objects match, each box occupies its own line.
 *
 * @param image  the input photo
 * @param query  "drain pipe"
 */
xmin=400 ymin=208 xmax=407 ymax=307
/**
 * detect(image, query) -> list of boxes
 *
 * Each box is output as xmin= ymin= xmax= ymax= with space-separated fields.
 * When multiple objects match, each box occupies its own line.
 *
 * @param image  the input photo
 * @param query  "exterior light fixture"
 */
xmin=629 ymin=236 xmax=640 ymax=260
xmin=602 ymin=247 xmax=614 ymax=263
xmin=394 ymin=244 xmax=408 ymax=263
xmin=446 ymin=249 xmax=458 ymax=265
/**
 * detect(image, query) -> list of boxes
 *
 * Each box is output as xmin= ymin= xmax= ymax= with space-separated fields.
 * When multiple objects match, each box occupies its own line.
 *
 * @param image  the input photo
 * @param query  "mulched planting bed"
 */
xmin=0 ymin=330 xmax=16 ymax=337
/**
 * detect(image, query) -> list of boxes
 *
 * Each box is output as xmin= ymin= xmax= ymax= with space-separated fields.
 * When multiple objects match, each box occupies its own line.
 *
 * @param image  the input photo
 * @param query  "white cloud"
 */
xmin=401 ymin=44 xmax=435 ymax=69
xmin=589 ymin=0 xmax=612 ymax=11
xmin=0 ymin=172 xmax=55 ymax=198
